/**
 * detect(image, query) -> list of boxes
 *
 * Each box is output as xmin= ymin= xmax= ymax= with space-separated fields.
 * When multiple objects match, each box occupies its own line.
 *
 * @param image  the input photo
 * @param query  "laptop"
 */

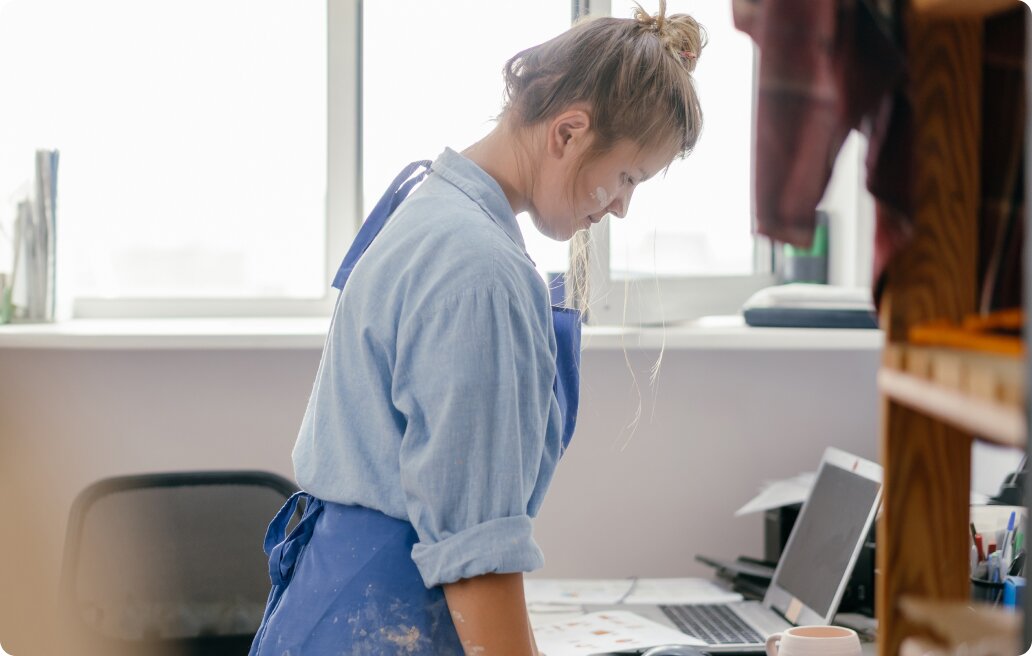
xmin=592 ymin=447 xmax=882 ymax=653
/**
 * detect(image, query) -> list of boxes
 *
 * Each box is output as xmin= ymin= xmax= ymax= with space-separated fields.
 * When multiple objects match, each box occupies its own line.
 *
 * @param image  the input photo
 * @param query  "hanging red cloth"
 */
xmin=733 ymin=0 xmax=913 ymax=298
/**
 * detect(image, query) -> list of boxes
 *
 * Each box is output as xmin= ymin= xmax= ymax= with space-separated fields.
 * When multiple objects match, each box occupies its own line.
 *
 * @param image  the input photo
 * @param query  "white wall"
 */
xmin=534 ymin=348 xmax=880 ymax=577
xmin=0 ymin=344 xmax=880 ymax=649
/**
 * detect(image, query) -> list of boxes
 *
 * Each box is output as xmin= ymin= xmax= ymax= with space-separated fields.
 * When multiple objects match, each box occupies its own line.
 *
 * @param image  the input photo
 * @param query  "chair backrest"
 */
xmin=59 ymin=471 xmax=297 ymax=656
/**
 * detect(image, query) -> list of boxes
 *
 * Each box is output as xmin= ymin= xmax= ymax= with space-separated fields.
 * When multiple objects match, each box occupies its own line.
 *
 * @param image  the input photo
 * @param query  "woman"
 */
xmin=250 ymin=3 xmax=705 ymax=654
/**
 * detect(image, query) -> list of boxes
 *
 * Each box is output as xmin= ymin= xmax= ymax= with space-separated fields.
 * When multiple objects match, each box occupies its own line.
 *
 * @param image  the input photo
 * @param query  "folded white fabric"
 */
xmin=742 ymin=283 xmax=874 ymax=312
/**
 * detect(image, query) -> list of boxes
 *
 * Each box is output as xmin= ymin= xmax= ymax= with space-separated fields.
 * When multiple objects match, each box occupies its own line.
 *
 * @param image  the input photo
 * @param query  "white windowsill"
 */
xmin=0 ymin=315 xmax=883 ymax=351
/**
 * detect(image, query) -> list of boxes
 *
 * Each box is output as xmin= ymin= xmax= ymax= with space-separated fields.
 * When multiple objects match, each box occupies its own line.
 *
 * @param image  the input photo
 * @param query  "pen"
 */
xmin=1002 ymin=512 xmax=1017 ymax=564
xmin=974 ymin=532 xmax=986 ymax=562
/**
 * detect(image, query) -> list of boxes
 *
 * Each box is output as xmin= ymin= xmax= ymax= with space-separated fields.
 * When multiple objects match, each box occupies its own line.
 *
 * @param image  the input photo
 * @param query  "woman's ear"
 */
xmin=545 ymin=108 xmax=591 ymax=160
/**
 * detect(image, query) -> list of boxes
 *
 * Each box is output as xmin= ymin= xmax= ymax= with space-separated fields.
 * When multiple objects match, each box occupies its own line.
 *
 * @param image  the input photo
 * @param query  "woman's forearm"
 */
xmin=443 ymin=572 xmax=538 ymax=655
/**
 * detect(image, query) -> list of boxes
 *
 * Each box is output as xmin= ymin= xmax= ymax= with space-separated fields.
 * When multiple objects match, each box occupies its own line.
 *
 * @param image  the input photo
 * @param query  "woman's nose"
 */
xmin=608 ymin=191 xmax=631 ymax=219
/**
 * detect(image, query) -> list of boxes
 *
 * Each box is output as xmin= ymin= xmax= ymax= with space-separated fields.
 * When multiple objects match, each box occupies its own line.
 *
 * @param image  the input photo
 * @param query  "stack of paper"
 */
xmin=534 ymin=611 xmax=704 ymax=656
xmin=734 ymin=472 xmax=816 ymax=516
xmin=526 ymin=579 xmax=743 ymax=654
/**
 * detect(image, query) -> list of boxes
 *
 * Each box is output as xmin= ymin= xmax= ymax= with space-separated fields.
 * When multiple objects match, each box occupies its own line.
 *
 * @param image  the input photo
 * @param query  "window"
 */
xmin=0 ymin=0 xmax=328 ymax=318
xmin=0 ymin=0 xmax=865 ymax=324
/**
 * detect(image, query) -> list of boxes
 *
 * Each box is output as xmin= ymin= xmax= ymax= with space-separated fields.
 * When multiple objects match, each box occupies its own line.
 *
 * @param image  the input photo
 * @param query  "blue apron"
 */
xmin=249 ymin=161 xmax=582 ymax=655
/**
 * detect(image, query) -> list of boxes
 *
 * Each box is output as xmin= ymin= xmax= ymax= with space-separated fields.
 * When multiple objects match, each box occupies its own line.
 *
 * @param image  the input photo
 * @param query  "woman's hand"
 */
xmin=443 ymin=572 xmax=539 ymax=655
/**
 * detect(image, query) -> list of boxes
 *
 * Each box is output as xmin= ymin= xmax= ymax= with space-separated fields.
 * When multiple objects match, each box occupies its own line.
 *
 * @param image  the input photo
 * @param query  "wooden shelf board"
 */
xmin=878 ymin=367 xmax=1026 ymax=447
xmin=884 ymin=344 xmax=1025 ymax=405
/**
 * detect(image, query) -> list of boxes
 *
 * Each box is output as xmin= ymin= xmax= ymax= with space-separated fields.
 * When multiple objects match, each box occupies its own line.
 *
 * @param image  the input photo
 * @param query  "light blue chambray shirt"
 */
xmin=292 ymin=148 xmax=565 ymax=589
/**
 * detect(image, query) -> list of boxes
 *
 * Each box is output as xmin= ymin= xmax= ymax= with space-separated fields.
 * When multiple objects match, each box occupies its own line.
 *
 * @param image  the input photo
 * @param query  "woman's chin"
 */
xmin=528 ymin=215 xmax=575 ymax=242
xmin=552 ymin=226 xmax=581 ymax=242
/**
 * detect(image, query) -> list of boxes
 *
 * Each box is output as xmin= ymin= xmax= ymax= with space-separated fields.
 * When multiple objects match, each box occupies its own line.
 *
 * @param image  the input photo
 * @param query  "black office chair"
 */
xmin=58 ymin=471 xmax=298 ymax=656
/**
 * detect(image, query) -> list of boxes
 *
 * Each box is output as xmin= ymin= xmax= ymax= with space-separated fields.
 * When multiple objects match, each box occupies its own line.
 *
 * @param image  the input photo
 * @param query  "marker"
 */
xmin=974 ymin=531 xmax=986 ymax=562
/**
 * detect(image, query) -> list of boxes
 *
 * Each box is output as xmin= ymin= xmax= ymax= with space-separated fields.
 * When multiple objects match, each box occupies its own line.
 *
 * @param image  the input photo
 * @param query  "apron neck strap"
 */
xmin=332 ymin=160 xmax=433 ymax=290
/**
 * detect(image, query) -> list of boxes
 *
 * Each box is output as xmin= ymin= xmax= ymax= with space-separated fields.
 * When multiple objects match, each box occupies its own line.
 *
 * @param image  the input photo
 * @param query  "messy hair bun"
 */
xmin=632 ymin=0 xmax=706 ymax=74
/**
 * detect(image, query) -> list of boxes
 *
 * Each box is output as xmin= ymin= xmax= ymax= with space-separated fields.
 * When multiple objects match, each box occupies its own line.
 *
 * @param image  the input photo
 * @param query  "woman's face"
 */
xmin=528 ymin=137 xmax=678 ymax=242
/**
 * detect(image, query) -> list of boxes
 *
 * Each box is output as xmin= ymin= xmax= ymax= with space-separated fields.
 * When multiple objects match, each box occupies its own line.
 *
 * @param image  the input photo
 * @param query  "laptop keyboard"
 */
xmin=660 ymin=604 xmax=766 ymax=645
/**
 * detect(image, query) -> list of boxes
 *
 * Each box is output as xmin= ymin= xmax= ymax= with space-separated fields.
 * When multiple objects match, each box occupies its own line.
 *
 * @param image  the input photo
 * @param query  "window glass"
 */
xmin=608 ymin=0 xmax=755 ymax=278
xmin=0 ymin=0 xmax=327 ymax=299
xmin=362 ymin=0 xmax=571 ymax=279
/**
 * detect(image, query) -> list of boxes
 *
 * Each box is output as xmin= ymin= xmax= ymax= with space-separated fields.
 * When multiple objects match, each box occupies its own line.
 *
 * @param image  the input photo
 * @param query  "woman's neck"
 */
xmin=461 ymin=122 xmax=536 ymax=216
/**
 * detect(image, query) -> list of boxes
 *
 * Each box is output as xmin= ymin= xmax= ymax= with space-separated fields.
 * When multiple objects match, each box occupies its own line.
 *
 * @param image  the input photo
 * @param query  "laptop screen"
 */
xmin=769 ymin=454 xmax=881 ymax=619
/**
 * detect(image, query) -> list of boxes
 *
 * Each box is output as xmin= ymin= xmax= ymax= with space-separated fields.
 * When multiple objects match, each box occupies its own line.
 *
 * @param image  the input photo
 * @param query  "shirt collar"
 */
xmin=430 ymin=148 xmax=530 ymax=258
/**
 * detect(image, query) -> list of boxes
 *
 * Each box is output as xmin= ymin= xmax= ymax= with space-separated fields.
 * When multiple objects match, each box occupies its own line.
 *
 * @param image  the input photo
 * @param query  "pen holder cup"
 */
xmin=971 ymin=576 xmax=1005 ymax=604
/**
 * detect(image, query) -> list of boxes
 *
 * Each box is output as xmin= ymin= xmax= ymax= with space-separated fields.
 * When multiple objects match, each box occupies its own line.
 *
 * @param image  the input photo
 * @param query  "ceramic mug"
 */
xmin=765 ymin=625 xmax=862 ymax=656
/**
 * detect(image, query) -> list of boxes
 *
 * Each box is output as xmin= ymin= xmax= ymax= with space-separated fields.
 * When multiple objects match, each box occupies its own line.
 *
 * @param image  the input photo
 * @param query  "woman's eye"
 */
xmin=622 ymin=173 xmax=636 ymax=186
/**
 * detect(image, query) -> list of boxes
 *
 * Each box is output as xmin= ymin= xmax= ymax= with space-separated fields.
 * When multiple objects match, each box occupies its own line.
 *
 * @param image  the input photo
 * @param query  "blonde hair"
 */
xmin=503 ymin=2 xmax=704 ymax=160
xmin=501 ymin=1 xmax=706 ymax=313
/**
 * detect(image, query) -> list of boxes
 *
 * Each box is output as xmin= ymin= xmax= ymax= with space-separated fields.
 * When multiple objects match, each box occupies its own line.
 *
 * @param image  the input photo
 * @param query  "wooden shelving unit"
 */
xmin=872 ymin=2 xmax=1031 ymax=654
xmin=874 ymin=3 xmax=1029 ymax=654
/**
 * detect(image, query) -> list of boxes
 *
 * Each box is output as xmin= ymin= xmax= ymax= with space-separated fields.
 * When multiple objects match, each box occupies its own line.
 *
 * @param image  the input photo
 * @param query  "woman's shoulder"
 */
xmin=380 ymin=188 xmax=548 ymax=310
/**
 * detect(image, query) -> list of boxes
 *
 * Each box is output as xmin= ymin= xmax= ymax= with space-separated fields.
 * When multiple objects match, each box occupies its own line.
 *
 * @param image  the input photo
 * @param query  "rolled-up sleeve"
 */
xmin=392 ymin=282 xmax=558 ymax=588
